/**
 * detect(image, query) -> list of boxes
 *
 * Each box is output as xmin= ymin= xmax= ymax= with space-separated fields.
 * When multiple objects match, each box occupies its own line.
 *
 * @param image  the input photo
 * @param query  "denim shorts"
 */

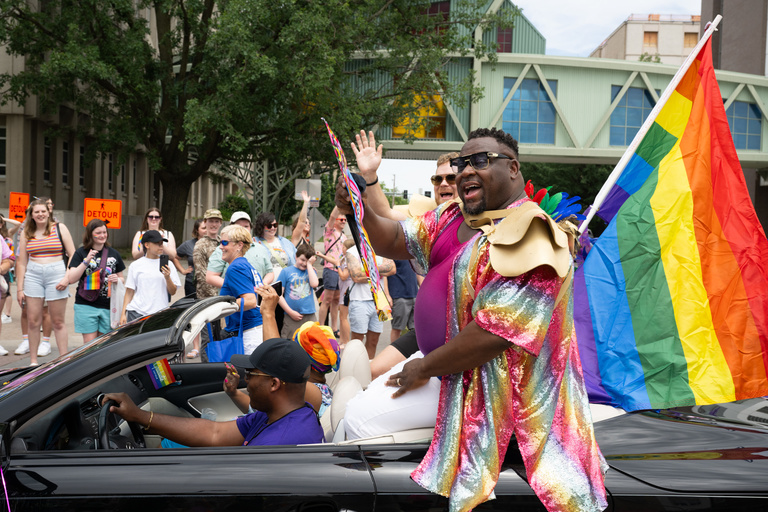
xmin=23 ymin=260 xmax=69 ymax=301
xmin=349 ymin=299 xmax=383 ymax=334
xmin=73 ymin=303 xmax=111 ymax=334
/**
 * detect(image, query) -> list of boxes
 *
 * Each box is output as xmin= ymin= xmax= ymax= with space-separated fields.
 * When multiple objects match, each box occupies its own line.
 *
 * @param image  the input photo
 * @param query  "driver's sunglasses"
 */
xmin=450 ymin=152 xmax=514 ymax=174
xmin=244 ymin=370 xmax=274 ymax=380
xmin=430 ymin=173 xmax=457 ymax=186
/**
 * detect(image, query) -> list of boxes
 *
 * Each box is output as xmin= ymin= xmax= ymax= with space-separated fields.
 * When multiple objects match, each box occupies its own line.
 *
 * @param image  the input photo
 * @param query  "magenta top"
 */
xmin=412 ymin=216 xmax=467 ymax=355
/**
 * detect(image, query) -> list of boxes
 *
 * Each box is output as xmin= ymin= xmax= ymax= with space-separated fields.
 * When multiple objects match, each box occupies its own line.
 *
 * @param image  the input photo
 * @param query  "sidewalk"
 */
xmin=0 ymin=266 xmax=188 ymax=369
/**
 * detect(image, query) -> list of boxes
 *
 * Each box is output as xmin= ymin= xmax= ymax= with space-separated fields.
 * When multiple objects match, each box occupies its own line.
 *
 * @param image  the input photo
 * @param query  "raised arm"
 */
xmin=291 ymin=190 xmax=311 ymax=246
xmin=335 ymin=177 xmax=411 ymax=261
xmin=351 ymin=130 xmax=407 ymax=222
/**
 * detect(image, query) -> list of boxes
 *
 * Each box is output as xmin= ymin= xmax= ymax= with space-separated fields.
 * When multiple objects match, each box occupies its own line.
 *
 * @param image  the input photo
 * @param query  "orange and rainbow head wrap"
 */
xmin=292 ymin=322 xmax=340 ymax=374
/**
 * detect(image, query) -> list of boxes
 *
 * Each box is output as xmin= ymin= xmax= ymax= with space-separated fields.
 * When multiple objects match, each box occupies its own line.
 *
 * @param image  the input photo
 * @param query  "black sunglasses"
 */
xmin=147 ymin=215 xmax=161 ymax=220
xmin=265 ymin=222 xmax=278 ymax=228
xmin=430 ymin=173 xmax=457 ymax=186
xmin=450 ymin=152 xmax=514 ymax=173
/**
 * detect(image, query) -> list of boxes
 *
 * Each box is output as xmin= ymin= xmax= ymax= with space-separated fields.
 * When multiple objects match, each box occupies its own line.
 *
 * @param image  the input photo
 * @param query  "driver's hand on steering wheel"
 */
xmin=102 ymin=392 xmax=144 ymax=424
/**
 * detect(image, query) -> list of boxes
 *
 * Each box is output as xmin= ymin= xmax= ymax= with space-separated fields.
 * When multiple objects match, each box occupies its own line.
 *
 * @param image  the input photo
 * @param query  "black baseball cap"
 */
xmin=231 ymin=338 xmax=311 ymax=383
xmin=141 ymin=230 xmax=168 ymax=244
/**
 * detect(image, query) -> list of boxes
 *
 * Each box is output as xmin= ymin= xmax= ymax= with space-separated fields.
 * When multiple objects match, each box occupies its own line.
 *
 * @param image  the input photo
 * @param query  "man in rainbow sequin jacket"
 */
xmin=336 ymin=127 xmax=607 ymax=512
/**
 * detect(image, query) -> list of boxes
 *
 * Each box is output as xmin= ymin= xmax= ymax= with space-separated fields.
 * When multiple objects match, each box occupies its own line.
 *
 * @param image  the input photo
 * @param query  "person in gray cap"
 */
xmin=103 ymin=289 xmax=323 ymax=447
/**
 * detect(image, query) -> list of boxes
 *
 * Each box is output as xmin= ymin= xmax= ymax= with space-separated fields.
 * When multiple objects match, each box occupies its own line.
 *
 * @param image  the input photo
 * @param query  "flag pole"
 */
xmin=578 ymin=14 xmax=723 ymax=235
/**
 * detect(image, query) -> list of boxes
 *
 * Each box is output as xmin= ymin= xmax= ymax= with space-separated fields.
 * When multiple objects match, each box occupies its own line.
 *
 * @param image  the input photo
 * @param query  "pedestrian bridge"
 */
xmin=378 ymin=53 xmax=768 ymax=169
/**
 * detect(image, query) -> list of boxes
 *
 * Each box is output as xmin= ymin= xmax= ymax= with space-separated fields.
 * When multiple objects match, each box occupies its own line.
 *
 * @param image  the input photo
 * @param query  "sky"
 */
xmin=376 ymin=0 xmax=703 ymax=199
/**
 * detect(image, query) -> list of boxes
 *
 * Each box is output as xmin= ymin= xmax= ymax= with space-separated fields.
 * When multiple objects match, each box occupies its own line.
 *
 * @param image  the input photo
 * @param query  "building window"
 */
xmin=0 ymin=126 xmax=6 ymax=178
xmin=79 ymin=146 xmax=85 ymax=187
xmin=61 ymin=141 xmax=69 ymax=185
xmin=609 ymin=86 xmax=657 ymax=146
xmin=392 ymin=94 xmax=447 ymax=140
xmin=726 ymin=101 xmax=761 ymax=150
xmin=684 ymin=32 xmax=698 ymax=48
xmin=497 ymin=27 xmax=513 ymax=53
xmin=502 ymin=78 xmax=557 ymax=144
xmin=43 ymin=137 xmax=52 ymax=182
xmin=643 ymin=31 xmax=658 ymax=50
xmin=132 ymin=158 xmax=137 ymax=195
xmin=108 ymin=153 xmax=113 ymax=190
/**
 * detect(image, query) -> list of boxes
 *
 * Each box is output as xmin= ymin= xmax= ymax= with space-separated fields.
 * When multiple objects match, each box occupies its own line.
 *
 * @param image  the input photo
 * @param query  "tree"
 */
xmin=522 ymin=162 xmax=612 ymax=236
xmin=0 ymin=0 xmax=516 ymax=236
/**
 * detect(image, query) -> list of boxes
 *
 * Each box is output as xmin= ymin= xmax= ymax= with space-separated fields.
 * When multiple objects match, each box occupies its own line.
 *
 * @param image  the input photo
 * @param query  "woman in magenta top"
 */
xmin=16 ymin=199 xmax=76 ymax=365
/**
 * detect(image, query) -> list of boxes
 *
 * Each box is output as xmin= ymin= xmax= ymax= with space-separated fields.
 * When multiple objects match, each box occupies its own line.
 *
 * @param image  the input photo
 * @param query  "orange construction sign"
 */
xmin=8 ymin=192 xmax=30 ymax=223
xmin=83 ymin=198 xmax=122 ymax=229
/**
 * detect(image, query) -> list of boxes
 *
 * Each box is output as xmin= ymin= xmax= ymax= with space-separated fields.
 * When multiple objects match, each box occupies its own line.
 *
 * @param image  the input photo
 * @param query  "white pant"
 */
xmin=345 ymin=352 xmax=441 ymax=440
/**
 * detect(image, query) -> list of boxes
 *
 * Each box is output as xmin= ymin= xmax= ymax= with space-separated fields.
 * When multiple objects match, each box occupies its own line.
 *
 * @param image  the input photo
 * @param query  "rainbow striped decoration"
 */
xmin=146 ymin=359 xmax=177 ymax=390
xmin=322 ymin=118 xmax=391 ymax=321
xmin=574 ymin=36 xmax=768 ymax=411
xmin=84 ymin=269 xmax=101 ymax=290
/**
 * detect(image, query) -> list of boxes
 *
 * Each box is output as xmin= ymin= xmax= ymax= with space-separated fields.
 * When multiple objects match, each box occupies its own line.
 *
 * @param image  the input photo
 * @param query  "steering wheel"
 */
xmin=99 ymin=399 xmax=146 ymax=449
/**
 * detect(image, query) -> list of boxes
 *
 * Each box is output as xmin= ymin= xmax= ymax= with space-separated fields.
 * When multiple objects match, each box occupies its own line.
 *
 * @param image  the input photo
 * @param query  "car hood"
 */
xmin=595 ymin=398 xmax=768 ymax=493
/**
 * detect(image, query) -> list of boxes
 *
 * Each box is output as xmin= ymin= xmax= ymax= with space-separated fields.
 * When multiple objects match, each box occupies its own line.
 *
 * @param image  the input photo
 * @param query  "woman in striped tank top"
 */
xmin=15 ymin=199 xmax=76 ymax=365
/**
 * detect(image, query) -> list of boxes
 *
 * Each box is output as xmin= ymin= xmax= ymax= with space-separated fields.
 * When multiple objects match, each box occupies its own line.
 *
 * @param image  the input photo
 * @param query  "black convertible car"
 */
xmin=1 ymin=296 xmax=767 ymax=511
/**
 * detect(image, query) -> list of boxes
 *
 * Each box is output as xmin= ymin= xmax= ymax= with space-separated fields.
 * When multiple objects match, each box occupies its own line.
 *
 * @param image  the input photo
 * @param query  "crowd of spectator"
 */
xmin=0 ymin=188 xmax=421 ymax=365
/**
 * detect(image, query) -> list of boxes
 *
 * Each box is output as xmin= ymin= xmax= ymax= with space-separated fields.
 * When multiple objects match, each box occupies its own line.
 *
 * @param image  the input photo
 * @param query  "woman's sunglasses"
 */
xmin=265 ymin=222 xmax=278 ymax=228
xmin=430 ymin=173 xmax=457 ymax=186
xmin=147 ymin=215 xmax=161 ymax=220
xmin=450 ymin=152 xmax=514 ymax=173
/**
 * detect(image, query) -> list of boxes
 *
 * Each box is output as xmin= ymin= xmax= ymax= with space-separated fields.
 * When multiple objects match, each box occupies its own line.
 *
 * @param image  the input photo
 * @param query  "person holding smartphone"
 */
xmin=120 ymin=230 xmax=180 ymax=325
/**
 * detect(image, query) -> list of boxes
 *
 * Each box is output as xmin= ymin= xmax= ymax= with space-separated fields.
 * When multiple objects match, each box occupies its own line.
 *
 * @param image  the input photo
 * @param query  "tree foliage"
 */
xmin=0 ymin=0 xmax=516 ymax=236
xmin=521 ymin=162 xmax=612 ymax=235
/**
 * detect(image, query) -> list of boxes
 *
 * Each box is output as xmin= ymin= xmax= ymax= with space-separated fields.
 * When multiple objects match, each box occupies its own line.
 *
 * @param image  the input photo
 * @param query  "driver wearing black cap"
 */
xmin=102 ymin=336 xmax=324 ymax=447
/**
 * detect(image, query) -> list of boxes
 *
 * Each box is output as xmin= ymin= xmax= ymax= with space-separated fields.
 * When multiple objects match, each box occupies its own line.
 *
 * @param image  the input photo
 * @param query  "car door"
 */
xmin=6 ymin=444 xmax=375 ymax=511
xmin=362 ymin=444 xmax=550 ymax=511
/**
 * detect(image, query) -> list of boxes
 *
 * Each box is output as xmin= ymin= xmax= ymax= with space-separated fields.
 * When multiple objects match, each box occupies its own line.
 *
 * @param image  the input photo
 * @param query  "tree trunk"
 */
xmin=159 ymin=176 xmax=193 ymax=241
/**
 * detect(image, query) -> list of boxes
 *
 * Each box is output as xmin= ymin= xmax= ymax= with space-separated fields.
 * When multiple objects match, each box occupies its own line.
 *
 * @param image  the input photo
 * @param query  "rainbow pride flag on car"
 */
xmin=574 ymin=28 xmax=768 ymax=411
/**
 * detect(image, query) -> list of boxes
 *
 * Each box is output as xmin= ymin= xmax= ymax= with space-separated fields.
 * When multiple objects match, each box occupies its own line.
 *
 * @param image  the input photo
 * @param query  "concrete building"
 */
xmin=701 ymin=0 xmax=768 ymax=228
xmin=590 ymin=14 xmax=703 ymax=66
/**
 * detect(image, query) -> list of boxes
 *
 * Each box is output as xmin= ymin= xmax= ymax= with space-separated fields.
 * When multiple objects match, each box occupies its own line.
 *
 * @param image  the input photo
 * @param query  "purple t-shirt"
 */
xmin=413 ymin=216 xmax=467 ymax=355
xmin=236 ymin=404 xmax=323 ymax=446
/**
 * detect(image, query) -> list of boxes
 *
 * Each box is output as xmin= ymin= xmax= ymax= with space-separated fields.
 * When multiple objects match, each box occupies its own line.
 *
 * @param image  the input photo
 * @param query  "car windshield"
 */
xmin=0 ymin=308 xmax=182 ymax=400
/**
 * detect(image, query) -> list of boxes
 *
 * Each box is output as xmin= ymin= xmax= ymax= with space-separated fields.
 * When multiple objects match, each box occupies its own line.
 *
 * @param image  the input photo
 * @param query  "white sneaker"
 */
xmin=37 ymin=341 xmax=52 ymax=357
xmin=14 ymin=339 xmax=29 ymax=355
xmin=0 ymin=345 xmax=8 ymax=356
xmin=1 ymin=314 xmax=11 ymax=324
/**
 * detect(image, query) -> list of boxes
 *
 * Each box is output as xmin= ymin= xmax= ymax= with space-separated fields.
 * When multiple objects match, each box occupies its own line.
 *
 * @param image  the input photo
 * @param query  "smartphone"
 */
xmin=159 ymin=255 xmax=169 ymax=271
xmin=257 ymin=281 xmax=283 ymax=306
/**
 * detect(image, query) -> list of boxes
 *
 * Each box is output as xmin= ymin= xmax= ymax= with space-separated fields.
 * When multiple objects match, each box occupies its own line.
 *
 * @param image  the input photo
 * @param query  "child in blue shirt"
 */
xmin=278 ymin=243 xmax=319 ymax=338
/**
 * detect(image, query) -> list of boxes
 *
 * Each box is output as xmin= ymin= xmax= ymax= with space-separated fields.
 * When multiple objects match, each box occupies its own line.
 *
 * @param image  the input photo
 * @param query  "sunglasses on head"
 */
xmin=430 ymin=173 xmax=457 ymax=186
xmin=450 ymin=152 xmax=514 ymax=173
xmin=147 ymin=215 xmax=161 ymax=220
xmin=265 ymin=222 xmax=278 ymax=228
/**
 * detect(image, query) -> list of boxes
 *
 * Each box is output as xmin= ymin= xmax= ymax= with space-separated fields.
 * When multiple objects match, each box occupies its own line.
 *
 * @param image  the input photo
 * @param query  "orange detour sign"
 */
xmin=8 ymin=192 xmax=30 ymax=223
xmin=83 ymin=198 xmax=122 ymax=229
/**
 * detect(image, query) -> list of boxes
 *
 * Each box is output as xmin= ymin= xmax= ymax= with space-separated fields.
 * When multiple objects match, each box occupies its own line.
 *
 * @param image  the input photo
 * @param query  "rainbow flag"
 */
xmin=146 ymin=359 xmax=177 ymax=390
xmin=574 ymin=36 xmax=768 ymax=411
xmin=83 ymin=269 xmax=101 ymax=290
